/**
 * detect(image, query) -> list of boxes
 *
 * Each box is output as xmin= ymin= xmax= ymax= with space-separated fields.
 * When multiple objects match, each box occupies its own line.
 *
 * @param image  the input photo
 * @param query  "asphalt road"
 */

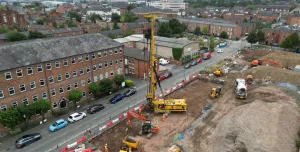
xmin=0 ymin=40 xmax=244 ymax=152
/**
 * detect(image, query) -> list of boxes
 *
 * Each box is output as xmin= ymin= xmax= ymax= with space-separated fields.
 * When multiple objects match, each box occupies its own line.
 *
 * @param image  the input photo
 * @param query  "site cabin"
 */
xmin=153 ymin=99 xmax=187 ymax=113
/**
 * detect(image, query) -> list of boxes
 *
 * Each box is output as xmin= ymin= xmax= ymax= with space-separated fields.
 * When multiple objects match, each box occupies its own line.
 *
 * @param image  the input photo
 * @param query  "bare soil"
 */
xmin=239 ymin=50 xmax=274 ymax=62
xmin=262 ymin=51 xmax=300 ymax=68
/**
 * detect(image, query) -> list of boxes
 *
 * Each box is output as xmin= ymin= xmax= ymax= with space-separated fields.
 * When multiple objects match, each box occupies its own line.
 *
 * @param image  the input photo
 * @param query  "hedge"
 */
xmin=172 ymin=48 xmax=183 ymax=61
xmin=125 ymin=80 xmax=134 ymax=87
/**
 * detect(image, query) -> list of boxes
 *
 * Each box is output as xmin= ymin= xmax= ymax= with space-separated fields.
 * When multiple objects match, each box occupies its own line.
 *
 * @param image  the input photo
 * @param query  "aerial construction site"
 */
xmin=88 ymin=18 xmax=300 ymax=152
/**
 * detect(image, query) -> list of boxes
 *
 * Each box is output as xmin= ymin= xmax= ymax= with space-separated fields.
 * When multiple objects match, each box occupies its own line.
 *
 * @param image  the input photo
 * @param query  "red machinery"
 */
xmin=252 ymin=59 xmax=282 ymax=67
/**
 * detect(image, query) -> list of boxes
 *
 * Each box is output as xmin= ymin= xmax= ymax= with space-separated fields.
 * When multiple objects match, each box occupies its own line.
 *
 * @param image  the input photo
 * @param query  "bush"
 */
xmin=52 ymin=109 xmax=68 ymax=117
xmin=125 ymin=80 xmax=134 ymax=87
xmin=296 ymin=139 xmax=300 ymax=150
xmin=172 ymin=48 xmax=183 ymax=61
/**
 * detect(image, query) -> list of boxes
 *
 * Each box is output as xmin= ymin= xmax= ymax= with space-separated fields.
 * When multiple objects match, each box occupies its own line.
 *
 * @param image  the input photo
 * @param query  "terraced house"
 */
xmin=0 ymin=33 xmax=124 ymax=111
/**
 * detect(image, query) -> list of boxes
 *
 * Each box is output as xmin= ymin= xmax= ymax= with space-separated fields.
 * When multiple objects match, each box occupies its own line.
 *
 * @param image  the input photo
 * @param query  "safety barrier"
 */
xmin=60 ymin=137 xmax=86 ymax=152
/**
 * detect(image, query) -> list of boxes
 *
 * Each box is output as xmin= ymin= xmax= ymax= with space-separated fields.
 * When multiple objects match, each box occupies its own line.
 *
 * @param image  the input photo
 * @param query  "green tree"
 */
xmin=0 ymin=108 xmax=21 ymax=130
xmin=289 ymin=33 xmax=300 ymax=47
xmin=89 ymin=14 xmax=102 ymax=23
xmin=36 ymin=19 xmax=44 ymax=25
xmin=169 ymin=18 xmax=183 ymax=34
xmin=157 ymin=22 xmax=172 ymax=37
xmin=99 ymin=78 xmax=113 ymax=94
xmin=108 ymin=33 xmax=115 ymax=39
xmin=194 ymin=27 xmax=201 ymax=36
xmin=67 ymin=90 xmax=83 ymax=109
xmin=88 ymin=82 xmax=100 ymax=96
xmin=123 ymin=28 xmax=135 ymax=37
xmin=28 ymin=31 xmax=46 ymax=39
xmin=6 ymin=32 xmax=27 ymax=42
xmin=127 ymin=3 xmax=136 ymax=11
xmin=114 ymin=74 xmax=125 ymax=86
xmin=202 ymin=26 xmax=209 ymax=35
xmin=256 ymin=30 xmax=265 ymax=44
xmin=121 ymin=12 xmax=137 ymax=22
xmin=17 ymin=104 xmax=35 ymax=128
xmin=112 ymin=13 xmax=121 ymax=22
xmin=243 ymin=18 xmax=248 ymax=23
xmin=280 ymin=37 xmax=293 ymax=50
xmin=33 ymin=99 xmax=50 ymax=121
xmin=246 ymin=5 xmax=256 ymax=10
xmin=246 ymin=31 xmax=258 ymax=47
xmin=67 ymin=12 xmax=81 ymax=22
xmin=219 ymin=31 xmax=229 ymax=39
xmin=113 ymin=22 xmax=119 ymax=29
xmin=209 ymin=36 xmax=215 ymax=52
xmin=0 ymin=26 xmax=10 ymax=34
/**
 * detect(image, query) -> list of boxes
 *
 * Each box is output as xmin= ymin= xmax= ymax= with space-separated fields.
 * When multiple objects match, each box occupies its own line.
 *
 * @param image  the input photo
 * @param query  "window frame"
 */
xmin=104 ymin=51 xmax=107 ymax=56
xmin=11 ymin=101 xmax=18 ymax=108
xmin=27 ymin=67 xmax=33 ymax=75
xmin=110 ymin=60 xmax=113 ymax=66
xmin=72 ymin=70 xmax=77 ymax=77
xmin=32 ymin=95 xmax=38 ymax=102
xmin=78 ymin=56 xmax=83 ymax=63
xmin=8 ymin=87 xmax=15 ymax=96
xmin=5 ymin=72 xmax=12 ymax=80
xmin=72 ymin=58 xmax=76 ymax=64
xmin=86 ymin=66 xmax=91 ymax=73
xmin=57 ymin=74 xmax=62 ymax=82
xmin=59 ymin=87 xmax=64 ymax=94
xmin=67 ymin=84 xmax=71 ymax=91
xmin=53 ymin=102 xmax=58 ymax=109
xmin=63 ymin=59 xmax=68 ymax=66
xmin=81 ymin=80 xmax=85 ymax=86
xmin=98 ymin=63 xmax=102 ymax=69
xmin=40 ymin=79 xmax=45 ymax=86
xmin=109 ymin=50 xmax=113 ymax=55
xmin=49 ymin=76 xmax=54 ymax=84
xmin=92 ymin=53 xmax=96 ymax=59
xmin=80 ymin=68 xmax=84 ymax=75
xmin=46 ymin=63 xmax=52 ymax=70
xmin=74 ymin=82 xmax=78 ymax=88
xmin=22 ymin=97 xmax=29 ymax=105
xmin=55 ymin=61 xmax=60 ymax=68
xmin=19 ymin=84 xmax=26 ymax=92
xmin=0 ymin=89 xmax=4 ymax=98
xmin=42 ymin=92 xmax=47 ymax=99
xmin=51 ymin=89 xmax=56 ymax=97
xmin=37 ymin=65 xmax=43 ymax=72
xmin=85 ymin=55 xmax=89 ymax=61
xmin=65 ymin=72 xmax=70 ymax=79
xmin=30 ymin=81 xmax=36 ymax=90
xmin=16 ymin=69 xmax=23 ymax=77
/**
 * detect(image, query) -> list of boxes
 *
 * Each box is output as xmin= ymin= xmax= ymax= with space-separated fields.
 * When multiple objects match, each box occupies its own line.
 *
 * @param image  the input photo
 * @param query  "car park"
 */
xmin=159 ymin=72 xmax=173 ymax=81
xmin=110 ymin=93 xmax=124 ymax=103
xmin=196 ymin=58 xmax=202 ymax=63
xmin=184 ymin=63 xmax=192 ymax=69
xmin=87 ymin=104 xmax=105 ymax=114
xmin=68 ymin=112 xmax=86 ymax=123
xmin=202 ymin=104 xmax=213 ymax=114
xmin=123 ymin=88 xmax=137 ymax=97
xmin=49 ymin=119 xmax=68 ymax=132
xmin=190 ymin=60 xmax=197 ymax=66
xmin=15 ymin=133 xmax=41 ymax=148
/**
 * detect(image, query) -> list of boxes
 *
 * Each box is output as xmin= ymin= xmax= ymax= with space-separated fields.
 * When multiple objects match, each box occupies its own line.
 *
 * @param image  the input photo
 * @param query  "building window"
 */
xmin=59 ymin=87 xmax=64 ymax=94
xmin=110 ymin=71 xmax=114 ymax=76
xmin=53 ymin=102 xmax=58 ymax=109
xmin=104 ymin=51 xmax=107 ymax=56
xmin=42 ymin=92 xmax=47 ymax=99
xmin=81 ymin=80 xmax=85 ymax=86
xmin=5 ymin=72 xmax=12 ymax=80
xmin=0 ymin=89 xmax=3 ymax=98
xmin=57 ymin=74 xmax=62 ymax=81
xmin=72 ymin=58 xmax=76 ymax=64
xmin=92 ymin=53 xmax=95 ymax=59
xmin=40 ymin=79 xmax=45 ymax=86
xmin=105 ymin=62 xmax=108 ymax=67
xmin=16 ymin=69 xmax=23 ymax=77
xmin=46 ymin=63 xmax=52 ymax=70
xmin=120 ymin=58 xmax=123 ymax=63
xmin=109 ymin=50 xmax=113 ymax=55
xmin=98 ymin=63 xmax=102 ymax=69
xmin=73 ymin=70 xmax=77 ymax=77
xmin=22 ymin=98 xmax=29 ymax=105
xmin=85 ymin=55 xmax=89 ymax=61
xmin=27 ymin=67 xmax=33 ymax=75
xmin=110 ymin=60 xmax=113 ymax=66
xmin=115 ymin=59 xmax=118 ymax=64
xmin=65 ymin=72 xmax=70 ymax=79
xmin=114 ymin=49 xmax=118 ymax=54
xmin=129 ymin=58 xmax=131 ymax=64
xmin=82 ymin=91 xmax=86 ymax=97
xmin=0 ymin=105 xmax=7 ymax=111
xmin=55 ymin=61 xmax=60 ymax=68
xmin=20 ymin=84 xmax=26 ymax=92
xmin=64 ymin=60 xmax=68 ymax=66
xmin=51 ymin=89 xmax=56 ymax=97
xmin=67 ymin=84 xmax=71 ymax=91
xmin=132 ymin=67 xmax=135 ymax=73
xmin=105 ymin=72 xmax=108 ymax=78
xmin=94 ymin=76 xmax=98 ymax=82
xmin=129 ymin=67 xmax=132 ymax=73
xmin=100 ymin=74 xmax=103 ymax=80
xmin=3 ymin=16 xmax=7 ymax=22
xmin=88 ymin=91 xmax=92 ymax=95
xmin=93 ymin=65 xmax=97 ymax=71
xmin=86 ymin=66 xmax=91 ymax=73
xmin=12 ymin=101 xmax=18 ymax=108
xmin=37 ymin=65 xmax=43 ymax=72
xmin=49 ymin=76 xmax=54 ymax=84
xmin=119 ymin=48 xmax=123 ymax=53
xmin=131 ymin=58 xmax=134 ymax=64
xmin=8 ymin=87 xmax=15 ymax=96
xmin=30 ymin=81 xmax=36 ymax=89
xmin=74 ymin=82 xmax=78 ymax=88
xmin=78 ymin=56 xmax=83 ymax=63
xmin=87 ymin=78 xmax=91 ymax=84
xmin=80 ymin=68 xmax=84 ymax=75
xmin=32 ymin=95 xmax=38 ymax=102
xmin=98 ymin=52 xmax=102 ymax=58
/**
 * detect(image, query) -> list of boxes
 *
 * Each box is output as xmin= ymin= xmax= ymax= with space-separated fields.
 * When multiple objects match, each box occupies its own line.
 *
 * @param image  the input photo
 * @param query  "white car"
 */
xmin=217 ymin=49 xmax=224 ymax=53
xmin=68 ymin=112 xmax=86 ymax=123
xmin=159 ymin=58 xmax=169 ymax=65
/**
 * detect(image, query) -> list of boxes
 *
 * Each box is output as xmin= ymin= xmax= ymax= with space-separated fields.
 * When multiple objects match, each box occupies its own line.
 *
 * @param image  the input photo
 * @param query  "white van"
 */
xmin=159 ymin=58 xmax=169 ymax=65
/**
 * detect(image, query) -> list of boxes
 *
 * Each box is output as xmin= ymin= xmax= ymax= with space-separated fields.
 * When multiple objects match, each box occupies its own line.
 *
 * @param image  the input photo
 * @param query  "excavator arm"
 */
xmin=252 ymin=59 xmax=282 ymax=67
xmin=127 ymin=111 xmax=147 ymax=127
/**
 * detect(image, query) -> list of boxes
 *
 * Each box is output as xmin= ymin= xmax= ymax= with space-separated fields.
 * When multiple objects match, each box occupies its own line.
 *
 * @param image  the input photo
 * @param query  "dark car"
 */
xmin=15 ymin=133 xmax=41 ymax=148
xmin=123 ymin=88 xmax=137 ymax=97
xmin=184 ymin=63 xmax=192 ymax=69
xmin=159 ymin=72 xmax=173 ymax=81
xmin=87 ymin=104 xmax=105 ymax=114
xmin=110 ymin=93 xmax=124 ymax=103
xmin=202 ymin=104 xmax=212 ymax=114
xmin=190 ymin=60 xmax=198 ymax=66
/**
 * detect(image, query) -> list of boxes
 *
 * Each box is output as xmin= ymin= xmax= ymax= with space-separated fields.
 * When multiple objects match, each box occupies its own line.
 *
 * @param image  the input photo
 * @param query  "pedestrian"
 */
xmin=138 ymin=108 xmax=142 ymax=115
xmin=162 ymin=114 xmax=166 ymax=122
xmin=104 ymin=143 xmax=108 ymax=152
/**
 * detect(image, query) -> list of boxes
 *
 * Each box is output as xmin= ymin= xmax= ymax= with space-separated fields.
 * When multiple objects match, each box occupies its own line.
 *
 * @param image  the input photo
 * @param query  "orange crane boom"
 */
xmin=126 ymin=111 xmax=147 ymax=127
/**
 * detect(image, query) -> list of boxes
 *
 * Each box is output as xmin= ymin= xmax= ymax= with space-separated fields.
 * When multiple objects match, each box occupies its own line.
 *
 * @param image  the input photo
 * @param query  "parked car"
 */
xmin=68 ymin=112 xmax=86 ymax=123
xmin=123 ymin=88 xmax=137 ymax=97
xmin=159 ymin=72 xmax=173 ymax=81
xmin=87 ymin=104 xmax=105 ymax=114
xmin=110 ymin=93 xmax=124 ymax=103
xmin=15 ymin=133 xmax=41 ymax=148
xmin=159 ymin=58 xmax=169 ymax=65
xmin=196 ymin=58 xmax=202 ymax=63
xmin=202 ymin=52 xmax=211 ymax=60
xmin=49 ymin=119 xmax=68 ymax=132
xmin=217 ymin=49 xmax=224 ymax=53
xmin=190 ymin=60 xmax=198 ymax=66
xmin=202 ymin=104 xmax=213 ymax=114
xmin=184 ymin=63 xmax=192 ymax=69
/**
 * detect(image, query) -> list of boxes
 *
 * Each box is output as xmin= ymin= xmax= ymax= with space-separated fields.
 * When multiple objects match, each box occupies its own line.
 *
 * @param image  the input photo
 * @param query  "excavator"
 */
xmin=144 ymin=14 xmax=187 ymax=114
xmin=251 ymin=59 xmax=282 ymax=67
xmin=214 ymin=69 xmax=224 ymax=77
xmin=210 ymin=87 xmax=222 ymax=98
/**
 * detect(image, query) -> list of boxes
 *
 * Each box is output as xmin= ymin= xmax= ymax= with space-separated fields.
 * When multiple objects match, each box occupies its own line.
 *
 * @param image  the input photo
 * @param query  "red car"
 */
xmin=159 ymin=72 xmax=172 ymax=81
xmin=196 ymin=58 xmax=202 ymax=63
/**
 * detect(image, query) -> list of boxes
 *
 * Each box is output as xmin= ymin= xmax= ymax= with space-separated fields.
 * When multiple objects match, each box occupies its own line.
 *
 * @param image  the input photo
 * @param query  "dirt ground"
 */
xmin=238 ymin=50 xmax=274 ymax=62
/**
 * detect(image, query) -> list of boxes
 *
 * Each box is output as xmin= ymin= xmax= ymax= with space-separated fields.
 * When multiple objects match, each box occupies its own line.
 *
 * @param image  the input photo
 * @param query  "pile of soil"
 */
xmin=239 ymin=50 xmax=274 ymax=62
xmin=262 ymin=51 xmax=300 ymax=68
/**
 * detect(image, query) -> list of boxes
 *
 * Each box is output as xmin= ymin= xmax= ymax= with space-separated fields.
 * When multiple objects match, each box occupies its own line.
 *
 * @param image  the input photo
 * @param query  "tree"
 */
xmin=112 ymin=13 xmax=121 ymax=22
xmin=127 ymin=3 xmax=136 ymax=11
xmin=67 ymin=90 xmax=83 ymax=109
xmin=169 ymin=18 xmax=183 ymax=34
xmin=114 ymin=74 xmax=125 ymax=86
xmin=256 ymin=30 xmax=265 ymax=44
xmin=246 ymin=31 xmax=258 ymax=47
xmin=243 ymin=18 xmax=248 ymax=23
xmin=121 ymin=12 xmax=138 ymax=22
xmin=289 ymin=33 xmax=300 ymax=47
xmin=194 ymin=27 xmax=201 ymax=36
xmin=33 ymin=99 xmax=50 ymax=121
xmin=157 ymin=22 xmax=172 ymax=37
xmin=36 ymin=19 xmax=44 ymax=25
xmin=0 ymin=108 xmax=21 ymax=130
xmin=6 ymin=32 xmax=27 ymax=42
xmin=0 ymin=26 xmax=10 ymax=34
xmin=108 ymin=33 xmax=115 ymax=39
xmin=88 ymin=82 xmax=100 ymax=96
xmin=67 ymin=12 xmax=81 ymax=22
xmin=219 ymin=31 xmax=229 ymax=39
xmin=280 ymin=37 xmax=293 ymax=50
xmin=28 ymin=31 xmax=46 ymax=39
xmin=113 ymin=22 xmax=119 ymax=29
xmin=99 ymin=78 xmax=113 ymax=94
xmin=246 ymin=5 xmax=256 ymax=10
xmin=17 ymin=104 xmax=35 ymax=128
xmin=89 ymin=14 xmax=102 ymax=23
xmin=209 ymin=36 xmax=215 ymax=52
xmin=123 ymin=28 xmax=135 ymax=37
xmin=202 ymin=26 xmax=209 ymax=35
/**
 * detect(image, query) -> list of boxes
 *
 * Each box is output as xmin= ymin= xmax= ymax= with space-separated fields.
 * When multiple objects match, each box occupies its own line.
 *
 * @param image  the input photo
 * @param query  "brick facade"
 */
xmin=287 ymin=12 xmax=300 ymax=27
xmin=0 ymin=7 xmax=28 ymax=28
xmin=262 ymin=28 xmax=300 ymax=45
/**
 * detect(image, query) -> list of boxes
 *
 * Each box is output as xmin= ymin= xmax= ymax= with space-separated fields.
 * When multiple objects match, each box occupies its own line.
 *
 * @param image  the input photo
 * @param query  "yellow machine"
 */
xmin=168 ymin=145 xmax=182 ymax=152
xmin=144 ymin=14 xmax=187 ymax=114
xmin=214 ymin=69 xmax=224 ymax=77
xmin=210 ymin=87 xmax=222 ymax=98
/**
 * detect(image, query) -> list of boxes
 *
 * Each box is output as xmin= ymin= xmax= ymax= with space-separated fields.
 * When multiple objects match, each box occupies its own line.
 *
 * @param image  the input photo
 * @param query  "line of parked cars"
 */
xmin=184 ymin=57 xmax=203 ymax=69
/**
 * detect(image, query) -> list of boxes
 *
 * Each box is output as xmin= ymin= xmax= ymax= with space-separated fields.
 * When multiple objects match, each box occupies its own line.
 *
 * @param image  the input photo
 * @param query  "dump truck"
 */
xmin=235 ymin=78 xmax=247 ymax=99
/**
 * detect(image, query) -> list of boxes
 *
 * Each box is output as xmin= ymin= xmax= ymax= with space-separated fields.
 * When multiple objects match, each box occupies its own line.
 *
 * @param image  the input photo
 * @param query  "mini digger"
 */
xmin=214 ymin=69 xmax=224 ymax=77
xmin=210 ymin=87 xmax=222 ymax=98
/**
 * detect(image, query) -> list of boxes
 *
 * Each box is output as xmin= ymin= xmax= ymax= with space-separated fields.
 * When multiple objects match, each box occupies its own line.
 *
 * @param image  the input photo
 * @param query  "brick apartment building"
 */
xmin=223 ymin=12 xmax=256 ymax=24
xmin=57 ymin=4 xmax=75 ymax=14
xmin=121 ymin=23 xmax=143 ymax=34
xmin=0 ymin=7 xmax=29 ymax=28
xmin=287 ymin=12 xmax=300 ymax=27
xmin=262 ymin=27 xmax=300 ymax=45
xmin=0 ymin=33 xmax=124 ymax=111
xmin=257 ymin=11 xmax=281 ymax=22
xmin=131 ymin=7 xmax=177 ymax=18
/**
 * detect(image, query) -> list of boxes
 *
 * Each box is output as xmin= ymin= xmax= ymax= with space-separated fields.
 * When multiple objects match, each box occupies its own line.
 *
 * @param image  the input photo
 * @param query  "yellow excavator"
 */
xmin=214 ymin=69 xmax=224 ymax=77
xmin=144 ymin=14 xmax=187 ymax=113
xmin=119 ymin=135 xmax=139 ymax=152
xmin=210 ymin=87 xmax=222 ymax=98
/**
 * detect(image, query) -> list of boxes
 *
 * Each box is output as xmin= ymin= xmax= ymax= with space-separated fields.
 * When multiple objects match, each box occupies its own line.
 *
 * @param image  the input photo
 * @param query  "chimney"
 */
xmin=64 ymin=24 xmax=68 ymax=29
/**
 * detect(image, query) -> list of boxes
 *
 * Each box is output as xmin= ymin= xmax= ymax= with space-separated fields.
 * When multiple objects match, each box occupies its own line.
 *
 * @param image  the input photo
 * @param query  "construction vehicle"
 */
xmin=235 ymin=78 xmax=247 ymax=99
xmin=126 ymin=111 xmax=159 ymax=139
xmin=168 ymin=145 xmax=182 ymax=152
xmin=251 ymin=59 xmax=282 ymax=67
xmin=144 ymin=14 xmax=187 ymax=113
xmin=214 ymin=69 xmax=224 ymax=77
xmin=210 ymin=87 xmax=222 ymax=98
xmin=119 ymin=135 xmax=139 ymax=152
xmin=246 ymin=74 xmax=253 ymax=84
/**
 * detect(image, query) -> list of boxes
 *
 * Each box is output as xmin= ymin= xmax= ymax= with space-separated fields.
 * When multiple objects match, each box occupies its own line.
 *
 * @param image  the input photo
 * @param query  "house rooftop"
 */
xmin=124 ymin=47 xmax=150 ymax=61
xmin=101 ymin=29 xmax=124 ymax=36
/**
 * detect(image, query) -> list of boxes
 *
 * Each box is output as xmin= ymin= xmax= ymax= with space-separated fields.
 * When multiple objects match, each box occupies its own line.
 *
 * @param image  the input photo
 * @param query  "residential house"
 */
xmin=223 ymin=12 xmax=256 ymax=24
xmin=81 ymin=24 xmax=101 ymax=33
xmin=257 ymin=5 xmax=291 ymax=15
xmin=0 ymin=6 xmax=29 ymax=28
xmin=257 ymin=11 xmax=281 ymax=22
xmin=111 ymin=1 xmax=128 ymax=15
xmin=86 ymin=7 xmax=121 ymax=22
xmin=145 ymin=1 xmax=188 ymax=16
xmin=37 ymin=26 xmax=84 ymax=37
xmin=57 ymin=4 xmax=75 ymax=14
xmin=287 ymin=12 xmax=300 ymax=28
xmin=121 ymin=22 xmax=143 ymax=34
xmin=262 ymin=27 xmax=300 ymax=45
xmin=131 ymin=7 xmax=177 ymax=18
xmin=101 ymin=29 xmax=125 ymax=38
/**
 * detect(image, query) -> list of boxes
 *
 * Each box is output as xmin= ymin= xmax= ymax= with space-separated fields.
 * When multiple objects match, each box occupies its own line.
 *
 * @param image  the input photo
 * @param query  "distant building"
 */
xmin=86 ymin=7 xmax=121 ymax=22
xmin=256 ymin=5 xmax=291 ymax=15
xmin=257 ymin=11 xmax=281 ymax=22
xmin=0 ymin=6 xmax=29 ymax=28
xmin=223 ymin=12 xmax=256 ymax=24
xmin=146 ymin=1 xmax=188 ymax=16
xmin=121 ymin=22 xmax=143 ymax=34
xmin=132 ymin=7 xmax=177 ymax=18
xmin=287 ymin=12 xmax=300 ymax=28
xmin=262 ymin=27 xmax=300 ymax=46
